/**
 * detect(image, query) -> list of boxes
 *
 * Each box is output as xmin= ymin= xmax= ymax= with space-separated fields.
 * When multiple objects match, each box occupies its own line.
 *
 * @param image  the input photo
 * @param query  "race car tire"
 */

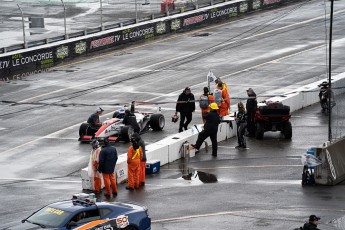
xmin=255 ymin=122 xmax=264 ymax=140
xmin=149 ymin=114 xmax=165 ymax=131
xmin=283 ymin=121 xmax=292 ymax=139
xmin=121 ymin=126 xmax=134 ymax=142
xmin=79 ymin=123 xmax=89 ymax=137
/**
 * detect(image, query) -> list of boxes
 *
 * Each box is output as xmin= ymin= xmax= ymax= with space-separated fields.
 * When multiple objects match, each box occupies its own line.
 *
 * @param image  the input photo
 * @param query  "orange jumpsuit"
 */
xmin=218 ymin=85 xmax=230 ymax=117
xmin=201 ymin=94 xmax=214 ymax=123
xmin=127 ymin=146 xmax=143 ymax=189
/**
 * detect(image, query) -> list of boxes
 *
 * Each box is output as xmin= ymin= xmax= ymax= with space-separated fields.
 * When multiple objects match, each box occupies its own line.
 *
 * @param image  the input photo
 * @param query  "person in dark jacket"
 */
xmin=175 ymin=87 xmax=196 ymax=132
xmin=246 ymin=88 xmax=257 ymax=137
xmin=123 ymin=109 xmax=140 ymax=134
xmin=131 ymin=133 xmax=146 ymax=186
xmin=98 ymin=138 xmax=118 ymax=198
xmin=191 ymin=103 xmax=221 ymax=156
xmin=235 ymin=102 xmax=247 ymax=149
xmin=87 ymin=107 xmax=104 ymax=130
xmin=303 ymin=215 xmax=320 ymax=230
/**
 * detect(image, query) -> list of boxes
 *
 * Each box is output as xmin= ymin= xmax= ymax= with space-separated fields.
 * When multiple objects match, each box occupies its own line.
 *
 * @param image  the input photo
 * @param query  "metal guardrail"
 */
xmin=0 ymin=0 xmax=223 ymax=54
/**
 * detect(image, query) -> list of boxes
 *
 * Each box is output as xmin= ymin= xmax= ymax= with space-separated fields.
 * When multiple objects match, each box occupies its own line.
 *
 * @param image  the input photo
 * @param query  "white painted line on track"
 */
xmin=152 ymin=210 xmax=243 ymax=223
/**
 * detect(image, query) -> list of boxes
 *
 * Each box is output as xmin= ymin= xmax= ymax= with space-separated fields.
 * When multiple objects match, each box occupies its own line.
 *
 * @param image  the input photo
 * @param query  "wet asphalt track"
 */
xmin=1 ymin=0 xmax=345 ymax=229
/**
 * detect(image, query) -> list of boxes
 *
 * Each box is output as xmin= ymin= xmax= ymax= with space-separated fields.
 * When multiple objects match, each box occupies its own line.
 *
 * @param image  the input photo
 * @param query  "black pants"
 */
xmin=237 ymin=122 xmax=247 ymax=147
xmin=246 ymin=113 xmax=255 ymax=135
xmin=179 ymin=111 xmax=192 ymax=132
xmin=195 ymin=130 xmax=218 ymax=156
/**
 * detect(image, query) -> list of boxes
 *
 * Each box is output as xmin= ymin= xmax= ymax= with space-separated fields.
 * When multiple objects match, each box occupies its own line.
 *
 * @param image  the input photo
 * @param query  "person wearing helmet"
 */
xmin=88 ymin=139 xmax=102 ymax=194
xmin=87 ymin=107 xmax=104 ymax=130
xmin=113 ymin=107 xmax=126 ymax=119
xmin=191 ymin=102 xmax=221 ymax=157
xmin=98 ymin=137 xmax=118 ymax=198
xmin=235 ymin=102 xmax=247 ymax=149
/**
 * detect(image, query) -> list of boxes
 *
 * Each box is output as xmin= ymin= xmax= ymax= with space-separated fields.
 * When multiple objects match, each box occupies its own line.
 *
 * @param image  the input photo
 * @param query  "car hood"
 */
xmin=6 ymin=222 xmax=55 ymax=230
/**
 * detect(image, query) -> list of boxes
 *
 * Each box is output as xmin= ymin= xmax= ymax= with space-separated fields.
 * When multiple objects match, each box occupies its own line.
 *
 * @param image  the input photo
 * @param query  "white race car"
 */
xmin=79 ymin=108 xmax=165 ymax=142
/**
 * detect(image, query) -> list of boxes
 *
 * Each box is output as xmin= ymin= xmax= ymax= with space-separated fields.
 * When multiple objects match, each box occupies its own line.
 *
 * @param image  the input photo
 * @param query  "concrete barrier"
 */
xmin=314 ymin=138 xmax=345 ymax=185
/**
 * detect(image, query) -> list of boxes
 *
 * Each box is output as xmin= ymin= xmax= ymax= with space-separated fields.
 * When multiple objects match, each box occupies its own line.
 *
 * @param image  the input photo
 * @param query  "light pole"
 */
xmin=328 ymin=0 xmax=334 ymax=142
xmin=165 ymin=0 xmax=169 ymax=16
xmin=100 ymin=0 xmax=104 ymax=30
xmin=17 ymin=4 xmax=27 ymax=48
xmin=135 ymin=0 xmax=138 ymax=22
xmin=61 ymin=0 xmax=68 ymax=39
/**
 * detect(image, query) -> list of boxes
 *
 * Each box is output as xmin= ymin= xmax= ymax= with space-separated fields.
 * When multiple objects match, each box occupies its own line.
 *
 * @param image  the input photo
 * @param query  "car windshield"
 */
xmin=27 ymin=206 xmax=71 ymax=228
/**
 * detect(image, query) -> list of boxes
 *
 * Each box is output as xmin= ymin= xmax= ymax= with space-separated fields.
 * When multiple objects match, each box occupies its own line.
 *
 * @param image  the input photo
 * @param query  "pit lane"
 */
xmin=1 ymin=0 xmax=345 ymax=229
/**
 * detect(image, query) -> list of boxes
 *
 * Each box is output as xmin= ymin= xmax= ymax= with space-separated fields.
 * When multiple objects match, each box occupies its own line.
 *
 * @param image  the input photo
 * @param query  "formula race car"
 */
xmin=18 ymin=193 xmax=151 ymax=230
xmin=254 ymin=101 xmax=292 ymax=139
xmin=79 ymin=105 xmax=165 ymax=143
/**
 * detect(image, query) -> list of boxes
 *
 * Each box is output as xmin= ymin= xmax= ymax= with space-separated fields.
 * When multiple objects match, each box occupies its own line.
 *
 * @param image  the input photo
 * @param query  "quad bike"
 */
xmin=254 ymin=101 xmax=292 ymax=140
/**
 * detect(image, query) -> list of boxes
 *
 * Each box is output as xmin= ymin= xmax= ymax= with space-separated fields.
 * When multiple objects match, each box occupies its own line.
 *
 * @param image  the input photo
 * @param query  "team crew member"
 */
xmin=235 ymin=102 xmax=247 ymax=149
xmin=199 ymin=87 xmax=214 ymax=124
xmin=131 ymin=133 xmax=146 ymax=186
xmin=191 ymin=103 xmax=221 ymax=157
xmin=87 ymin=107 xmax=104 ymax=129
xmin=216 ymin=82 xmax=230 ymax=117
xmin=98 ymin=137 xmax=118 ymax=198
xmin=176 ymin=87 xmax=196 ymax=132
xmin=303 ymin=215 xmax=321 ymax=230
xmin=126 ymin=139 xmax=143 ymax=190
xmin=246 ymin=88 xmax=257 ymax=137
xmin=215 ymin=77 xmax=228 ymax=95
xmin=88 ymin=140 xmax=102 ymax=194
xmin=123 ymin=109 xmax=140 ymax=133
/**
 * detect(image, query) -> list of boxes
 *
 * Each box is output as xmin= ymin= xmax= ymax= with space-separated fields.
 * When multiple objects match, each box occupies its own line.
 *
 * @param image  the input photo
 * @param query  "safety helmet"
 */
xmin=172 ymin=114 xmax=179 ymax=123
xmin=119 ymin=108 xmax=126 ymax=114
xmin=210 ymin=103 xmax=219 ymax=110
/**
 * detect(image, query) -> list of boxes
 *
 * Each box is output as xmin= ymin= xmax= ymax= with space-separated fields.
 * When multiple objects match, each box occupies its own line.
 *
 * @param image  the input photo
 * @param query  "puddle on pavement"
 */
xmin=330 ymin=216 xmax=345 ymax=229
xmin=180 ymin=168 xmax=218 ymax=184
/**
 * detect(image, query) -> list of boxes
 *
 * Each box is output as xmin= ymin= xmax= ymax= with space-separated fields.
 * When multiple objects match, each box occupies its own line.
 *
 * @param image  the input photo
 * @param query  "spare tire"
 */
xmin=121 ymin=126 xmax=134 ymax=142
xmin=149 ymin=114 xmax=165 ymax=131
xmin=255 ymin=122 xmax=264 ymax=140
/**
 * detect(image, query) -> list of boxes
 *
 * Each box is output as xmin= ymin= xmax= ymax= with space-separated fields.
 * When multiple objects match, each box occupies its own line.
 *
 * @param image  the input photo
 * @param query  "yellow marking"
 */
xmin=46 ymin=207 xmax=65 ymax=215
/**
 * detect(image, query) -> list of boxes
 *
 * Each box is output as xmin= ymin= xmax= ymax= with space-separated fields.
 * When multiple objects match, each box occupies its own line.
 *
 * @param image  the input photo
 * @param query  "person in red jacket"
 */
xmin=217 ymin=82 xmax=230 ymax=117
xmin=126 ymin=139 xmax=143 ymax=190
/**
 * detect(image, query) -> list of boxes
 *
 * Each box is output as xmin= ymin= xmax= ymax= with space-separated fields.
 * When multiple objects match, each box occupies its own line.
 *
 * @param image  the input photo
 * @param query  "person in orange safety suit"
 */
xmin=126 ymin=138 xmax=143 ymax=190
xmin=199 ymin=87 xmax=214 ymax=123
xmin=88 ymin=139 xmax=102 ymax=194
xmin=217 ymin=82 xmax=230 ymax=117
xmin=131 ymin=133 xmax=146 ymax=186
